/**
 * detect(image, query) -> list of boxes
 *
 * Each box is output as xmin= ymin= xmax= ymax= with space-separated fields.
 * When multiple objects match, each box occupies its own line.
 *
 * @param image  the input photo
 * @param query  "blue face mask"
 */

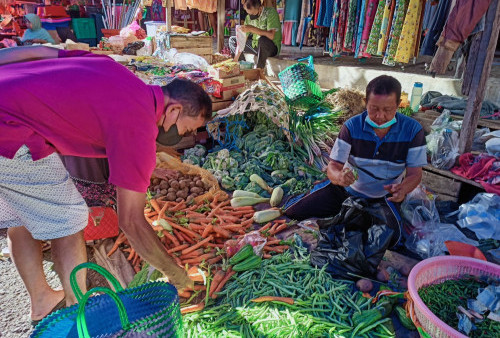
xmin=366 ymin=116 xmax=397 ymax=129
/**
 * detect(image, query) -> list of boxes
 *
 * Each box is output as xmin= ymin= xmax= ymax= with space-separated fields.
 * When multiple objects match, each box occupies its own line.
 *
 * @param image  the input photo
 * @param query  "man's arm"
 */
xmin=327 ymin=160 xmax=356 ymax=187
xmin=116 ymin=187 xmax=193 ymax=290
xmin=0 ymin=45 xmax=59 ymax=66
xmin=384 ymin=167 xmax=423 ymax=203
xmin=242 ymin=25 xmax=276 ymax=40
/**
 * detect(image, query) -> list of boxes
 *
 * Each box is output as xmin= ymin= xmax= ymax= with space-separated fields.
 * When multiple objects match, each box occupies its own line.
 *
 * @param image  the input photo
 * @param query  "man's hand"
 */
xmin=116 ymin=187 xmax=192 ymax=290
xmin=327 ymin=161 xmax=356 ymax=187
xmin=383 ymin=183 xmax=407 ymax=202
xmin=239 ymin=25 xmax=254 ymax=33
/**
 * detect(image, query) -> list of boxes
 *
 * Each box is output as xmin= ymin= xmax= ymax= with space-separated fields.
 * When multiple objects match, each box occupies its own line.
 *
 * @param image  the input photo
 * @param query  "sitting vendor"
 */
xmin=229 ymin=0 xmax=282 ymax=69
xmin=21 ymin=14 xmax=55 ymax=45
xmin=285 ymin=75 xmax=427 ymax=246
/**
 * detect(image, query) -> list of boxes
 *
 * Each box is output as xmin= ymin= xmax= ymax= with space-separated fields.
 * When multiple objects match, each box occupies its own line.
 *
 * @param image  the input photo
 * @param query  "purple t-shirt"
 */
xmin=0 ymin=50 xmax=164 ymax=192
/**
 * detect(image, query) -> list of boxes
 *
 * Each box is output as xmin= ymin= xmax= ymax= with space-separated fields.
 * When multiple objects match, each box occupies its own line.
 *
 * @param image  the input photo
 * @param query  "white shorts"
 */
xmin=0 ymin=146 xmax=88 ymax=240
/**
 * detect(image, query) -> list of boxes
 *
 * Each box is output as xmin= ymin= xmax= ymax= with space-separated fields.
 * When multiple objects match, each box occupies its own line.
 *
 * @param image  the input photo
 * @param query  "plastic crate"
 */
xmin=145 ymin=21 xmax=165 ymax=37
xmin=41 ymin=19 xmax=70 ymax=31
xmin=72 ymin=18 xmax=96 ymax=39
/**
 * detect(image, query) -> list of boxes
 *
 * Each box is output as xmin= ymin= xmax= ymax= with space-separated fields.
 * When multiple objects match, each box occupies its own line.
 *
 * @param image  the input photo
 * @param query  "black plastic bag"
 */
xmin=310 ymin=197 xmax=394 ymax=280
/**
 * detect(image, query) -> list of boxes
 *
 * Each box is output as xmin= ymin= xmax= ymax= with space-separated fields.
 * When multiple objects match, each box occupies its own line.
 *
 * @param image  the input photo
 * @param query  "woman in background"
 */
xmin=21 ymin=14 xmax=54 ymax=44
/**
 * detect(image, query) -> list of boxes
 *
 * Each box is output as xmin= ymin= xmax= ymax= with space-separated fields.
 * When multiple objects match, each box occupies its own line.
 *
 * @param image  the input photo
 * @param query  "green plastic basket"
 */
xmin=279 ymin=56 xmax=323 ymax=108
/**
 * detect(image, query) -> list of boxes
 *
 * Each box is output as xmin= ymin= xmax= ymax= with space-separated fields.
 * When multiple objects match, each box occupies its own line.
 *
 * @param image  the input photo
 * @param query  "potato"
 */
xmin=175 ymin=197 xmax=184 ymax=203
xmin=159 ymin=189 xmax=168 ymax=195
xmin=152 ymin=178 xmax=160 ymax=185
xmin=153 ymin=185 xmax=161 ymax=191
xmin=176 ymin=190 xmax=188 ymax=199
xmin=166 ymin=192 xmax=176 ymax=201
xmin=169 ymin=180 xmax=180 ymax=190
xmin=190 ymin=187 xmax=203 ymax=194
xmin=189 ymin=181 xmax=196 ymax=189
xmin=356 ymin=279 xmax=373 ymax=293
xmin=186 ymin=194 xmax=195 ymax=203
xmin=159 ymin=181 xmax=169 ymax=189
xmin=168 ymin=187 xmax=176 ymax=193
xmin=195 ymin=180 xmax=204 ymax=188
xmin=376 ymin=268 xmax=390 ymax=282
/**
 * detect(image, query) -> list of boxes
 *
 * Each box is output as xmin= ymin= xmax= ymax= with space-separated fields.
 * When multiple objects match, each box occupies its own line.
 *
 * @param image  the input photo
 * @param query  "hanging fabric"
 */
xmin=335 ymin=0 xmax=350 ymax=54
xmin=357 ymin=0 xmax=380 ymax=57
xmin=420 ymin=0 xmax=451 ymax=56
xmin=174 ymin=0 xmax=187 ymax=10
xmin=296 ymin=0 xmax=312 ymax=44
xmin=283 ymin=0 xmax=303 ymax=46
xmin=352 ymin=0 xmax=365 ymax=52
xmin=378 ymin=0 xmax=396 ymax=55
xmin=382 ymin=0 xmax=408 ymax=66
xmin=313 ymin=0 xmax=322 ymax=28
xmin=343 ymin=0 xmax=358 ymax=50
xmin=317 ymin=0 xmax=334 ymax=27
xmin=365 ymin=0 xmax=386 ymax=55
xmin=354 ymin=0 xmax=367 ymax=56
xmin=328 ymin=0 xmax=341 ymax=54
xmin=394 ymin=0 xmax=424 ymax=63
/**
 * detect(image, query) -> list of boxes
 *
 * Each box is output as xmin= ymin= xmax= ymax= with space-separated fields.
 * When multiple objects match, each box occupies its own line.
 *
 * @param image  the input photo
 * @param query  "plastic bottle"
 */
xmin=410 ymin=82 xmax=423 ymax=112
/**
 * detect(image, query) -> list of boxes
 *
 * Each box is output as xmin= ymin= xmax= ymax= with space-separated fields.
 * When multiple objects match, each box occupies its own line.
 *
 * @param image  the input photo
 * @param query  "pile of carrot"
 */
xmin=107 ymin=193 xmax=291 ymax=312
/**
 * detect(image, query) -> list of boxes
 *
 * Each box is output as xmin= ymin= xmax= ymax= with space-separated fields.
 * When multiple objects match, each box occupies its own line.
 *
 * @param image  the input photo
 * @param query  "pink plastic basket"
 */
xmin=408 ymin=256 xmax=500 ymax=338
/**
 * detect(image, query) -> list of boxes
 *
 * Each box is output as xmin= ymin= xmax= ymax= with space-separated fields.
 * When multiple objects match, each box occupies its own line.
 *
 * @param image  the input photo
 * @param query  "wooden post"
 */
xmin=459 ymin=0 xmax=500 ymax=153
xmin=166 ymin=0 xmax=172 ymax=32
xmin=217 ymin=0 xmax=225 ymax=52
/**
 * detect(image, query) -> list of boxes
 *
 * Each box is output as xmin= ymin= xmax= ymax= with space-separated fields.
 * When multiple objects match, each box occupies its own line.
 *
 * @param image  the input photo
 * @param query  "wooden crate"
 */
xmin=169 ymin=35 xmax=213 ymax=63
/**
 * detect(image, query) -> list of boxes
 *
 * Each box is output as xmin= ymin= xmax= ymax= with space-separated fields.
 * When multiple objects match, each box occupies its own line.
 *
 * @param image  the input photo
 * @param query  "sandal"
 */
xmin=31 ymin=298 xmax=66 ymax=327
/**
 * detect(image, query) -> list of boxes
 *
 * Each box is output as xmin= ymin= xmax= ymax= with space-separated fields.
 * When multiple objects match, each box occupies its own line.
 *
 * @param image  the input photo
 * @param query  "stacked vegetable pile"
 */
xmin=183 ymin=116 xmax=326 ymax=196
xmin=183 ymin=248 xmax=399 ymax=337
xmin=149 ymin=172 xmax=208 ymax=203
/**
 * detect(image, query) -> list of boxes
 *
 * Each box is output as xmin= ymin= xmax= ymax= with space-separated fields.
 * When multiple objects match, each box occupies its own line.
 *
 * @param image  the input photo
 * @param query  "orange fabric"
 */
xmin=186 ymin=0 xmax=217 ymax=13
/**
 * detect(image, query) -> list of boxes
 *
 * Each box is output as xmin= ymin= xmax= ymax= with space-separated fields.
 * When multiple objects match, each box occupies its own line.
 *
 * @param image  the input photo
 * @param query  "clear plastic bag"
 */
xmin=401 ymin=185 xmax=440 ymax=227
xmin=224 ymin=231 xmax=267 ymax=258
xmin=457 ymin=193 xmax=500 ymax=240
xmin=426 ymin=110 xmax=460 ymax=169
xmin=405 ymin=222 xmax=479 ymax=259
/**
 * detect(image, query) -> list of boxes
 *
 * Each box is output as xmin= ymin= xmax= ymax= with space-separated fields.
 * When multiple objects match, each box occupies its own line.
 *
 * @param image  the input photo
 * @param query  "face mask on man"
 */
xmin=365 ymin=115 xmax=397 ymax=129
xmin=156 ymin=123 xmax=183 ymax=146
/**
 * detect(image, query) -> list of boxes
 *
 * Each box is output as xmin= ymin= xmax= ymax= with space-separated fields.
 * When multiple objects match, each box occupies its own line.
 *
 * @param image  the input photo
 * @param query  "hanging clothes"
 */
xmin=343 ymin=0 xmax=358 ymax=50
xmin=352 ymin=0 xmax=364 ymax=52
xmin=328 ymin=0 xmax=341 ymax=54
xmin=313 ymin=0 xmax=322 ymax=28
xmin=186 ymin=0 xmax=217 ymax=13
xmin=357 ymin=0 xmax=379 ymax=57
xmin=394 ymin=0 xmax=424 ymax=63
xmin=420 ymin=0 xmax=451 ymax=56
xmin=378 ymin=0 xmax=395 ymax=55
xmin=174 ymin=0 xmax=187 ymax=10
xmin=283 ymin=0 xmax=303 ymax=46
xmin=317 ymin=0 xmax=332 ymax=27
xmin=365 ymin=0 xmax=386 ymax=55
xmin=382 ymin=0 xmax=408 ymax=66
xmin=429 ymin=0 xmax=493 ymax=74
xmin=296 ymin=0 xmax=312 ymax=45
xmin=335 ymin=0 xmax=350 ymax=54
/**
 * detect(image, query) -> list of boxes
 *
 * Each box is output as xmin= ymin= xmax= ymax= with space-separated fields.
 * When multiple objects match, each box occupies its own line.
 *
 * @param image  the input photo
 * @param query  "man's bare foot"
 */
xmin=30 ymin=289 xmax=65 ymax=321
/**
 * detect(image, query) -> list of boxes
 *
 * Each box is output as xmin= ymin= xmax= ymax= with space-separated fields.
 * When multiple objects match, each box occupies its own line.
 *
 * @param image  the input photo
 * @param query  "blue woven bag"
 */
xmin=31 ymin=263 xmax=183 ymax=338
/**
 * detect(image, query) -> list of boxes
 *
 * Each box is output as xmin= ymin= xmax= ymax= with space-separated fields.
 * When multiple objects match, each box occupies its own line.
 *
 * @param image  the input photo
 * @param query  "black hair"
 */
xmin=244 ymin=0 xmax=262 ymax=10
xmin=162 ymin=79 xmax=212 ymax=121
xmin=365 ymin=75 xmax=402 ymax=104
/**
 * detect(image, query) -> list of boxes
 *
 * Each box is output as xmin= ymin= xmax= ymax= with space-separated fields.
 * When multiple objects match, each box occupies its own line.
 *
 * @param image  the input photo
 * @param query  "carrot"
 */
xmin=187 ymin=266 xmax=206 ymax=282
xmin=273 ymin=219 xmax=287 ymax=224
xmin=208 ymin=270 xmax=225 ymax=298
xmin=150 ymin=199 xmax=162 ymax=214
xmin=180 ymin=248 xmax=204 ymax=259
xmin=243 ymin=213 xmax=254 ymax=218
xmin=133 ymin=264 xmax=141 ymax=273
xmin=209 ymin=195 xmax=218 ymax=209
xmin=263 ymin=254 xmax=272 ymax=259
xmin=171 ymin=201 xmax=187 ymax=212
xmin=220 ymin=224 xmax=243 ymax=230
xmin=188 ymin=224 xmax=205 ymax=231
xmin=156 ymin=200 xmax=170 ymax=221
xmin=271 ymin=224 xmax=287 ymax=235
xmin=170 ymin=222 xmax=201 ymax=239
xmin=127 ymin=249 xmax=136 ymax=261
xmin=215 ymin=215 xmax=240 ymax=223
xmin=269 ymin=223 xmax=279 ymax=235
xmin=163 ymin=231 xmax=180 ymax=247
xmin=145 ymin=211 xmax=158 ymax=218
xmin=207 ymin=256 xmax=223 ymax=265
xmin=266 ymin=239 xmax=281 ymax=246
xmin=259 ymin=222 xmax=273 ymax=233
xmin=231 ymin=206 xmax=254 ymax=211
xmin=178 ymin=290 xmax=192 ymax=298
xmin=241 ymin=219 xmax=254 ymax=227
xmin=144 ymin=216 xmax=154 ymax=225
xmin=172 ymin=229 xmax=185 ymax=244
xmin=132 ymin=253 xmax=140 ymax=266
xmin=181 ymin=236 xmax=213 ymax=255
xmin=206 ymin=243 xmax=225 ymax=248
xmin=167 ymin=244 xmax=189 ymax=253
xmin=202 ymin=224 xmax=213 ymax=238
xmin=251 ymin=296 xmax=294 ymax=305
xmin=178 ymin=231 xmax=196 ymax=245
xmin=211 ymin=268 xmax=236 ymax=299
xmin=263 ymin=245 xmax=288 ymax=253
xmin=144 ymin=207 xmax=152 ymax=213
xmin=183 ymin=252 xmax=215 ymax=265
xmin=107 ymin=233 xmax=127 ymax=257
xmin=180 ymin=303 xmax=205 ymax=314
xmin=212 ymin=226 xmax=231 ymax=238
xmin=174 ymin=256 xmax=183 ymax=266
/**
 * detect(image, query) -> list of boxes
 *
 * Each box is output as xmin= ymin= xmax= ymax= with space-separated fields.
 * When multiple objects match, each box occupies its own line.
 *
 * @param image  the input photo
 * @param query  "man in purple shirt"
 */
xmin=0 ymin=46 xmax=211 ymax=324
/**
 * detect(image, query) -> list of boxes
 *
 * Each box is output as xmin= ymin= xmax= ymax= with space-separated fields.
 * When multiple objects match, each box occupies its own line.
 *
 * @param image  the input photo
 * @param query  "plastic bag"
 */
xmin=457 ymin=193 xmax=500 ymax=240
xmin=405 ymin=222 xmax=479 ymax=259
xmin=426 ymin=110 xmax=460 ymax=169
xmin=234 ymin=25 xmax=248 ymax=55
xmin=401 ymin=185 xmax=439 ymax=227
xmin=225 ymin=231 xmax=267 ymax=257
xmin=310 ymin=197 xmax=395 ymax=279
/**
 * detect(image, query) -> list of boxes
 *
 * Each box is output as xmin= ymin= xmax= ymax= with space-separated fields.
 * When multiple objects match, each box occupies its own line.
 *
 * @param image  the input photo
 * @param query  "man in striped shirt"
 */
xmin=286 ymin=75 xmax=427 ymax=246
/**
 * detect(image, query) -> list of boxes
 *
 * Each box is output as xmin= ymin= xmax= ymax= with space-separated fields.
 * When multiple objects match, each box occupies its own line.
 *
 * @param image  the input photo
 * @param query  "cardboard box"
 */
xmin=216 ymin=74 xmax=245 ymax=88
xmin=208 ymin=63 xmax=241 ymax=79
xmin=220 ymin=83 xmax=245 ymax=100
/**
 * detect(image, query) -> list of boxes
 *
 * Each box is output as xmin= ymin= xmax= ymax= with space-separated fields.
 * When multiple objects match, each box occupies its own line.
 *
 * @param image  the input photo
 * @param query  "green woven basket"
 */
xmin=279 ymin=56 xmax=323 ymax=108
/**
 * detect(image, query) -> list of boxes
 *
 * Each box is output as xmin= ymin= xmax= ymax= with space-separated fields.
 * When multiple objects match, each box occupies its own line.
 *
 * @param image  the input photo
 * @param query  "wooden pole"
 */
xmin=166 ymin=0 xmax=172 ymax=32
xmin=217 ymin=0 xmax=225 ymax=52
xmin=458 ymin=0 xmax=500 ymax=154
